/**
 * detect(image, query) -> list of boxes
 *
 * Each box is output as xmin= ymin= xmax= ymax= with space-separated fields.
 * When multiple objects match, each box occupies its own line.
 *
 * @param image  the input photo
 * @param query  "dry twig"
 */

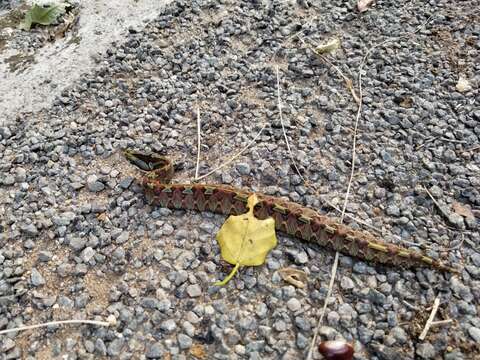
xmin=194 ymin=105 xmax=202 ymax=180
xmin=275 ymin=65 xmax=305 ymax=182
xmin=306 ymin=31 xmax=365 ymax=360
xmin=306 ymin=14 xmax=435 ymax=360
xmin=419 ymin=295 xmax=441 ymax=340
xmin=0 ymin=319 xmax=113 ymax=336
xmin=195 ymin=124 xmax=267 ymax=181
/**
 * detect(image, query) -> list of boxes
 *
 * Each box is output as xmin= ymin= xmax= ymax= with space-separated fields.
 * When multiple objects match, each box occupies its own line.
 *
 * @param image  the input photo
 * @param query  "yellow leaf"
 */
xmin=215 ymin=194 xmax=277 ymax=286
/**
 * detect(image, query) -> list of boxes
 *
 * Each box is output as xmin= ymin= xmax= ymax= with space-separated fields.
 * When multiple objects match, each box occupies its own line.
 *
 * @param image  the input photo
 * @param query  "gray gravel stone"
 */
xmin=87 ymin=175 xmax=105 ymax=192
xmin=236 ymin=163 xmax=251 ymax=175
xmin=468 ymin=326 xmax=480 ymax=342
xmin=20 ymin=223 xmax=38 ymax=236
xmin=38 ymin=251 xmax=53 ymax=262
xmin=160 ymin=319 xmax=177 ymax=333
xmin=146 ymin=342 xmax=164 ymax=358
xmin=177 ymin=334 xmax=192 ymax=349
xmin=107 ymin=338 xmax=125 ymax=357
xmin=286 ymin=298 xmax=301 ymax=312
xmin=31 ymin=268 xmax=45 ymax=286
xmin=115 ymin=231 xmax=129 ymax=244
xmin=14 ymin=168 xmax=27 ymax=183
xmin=415 ymin=342 xmax=436 ymax=359
xmin=69 ymin=237 xmax=86 ymax=251
xmin=186 ymin=284 xmax=202 ymax=298
xmin=2 ymin=175 xmax=15 ymax=186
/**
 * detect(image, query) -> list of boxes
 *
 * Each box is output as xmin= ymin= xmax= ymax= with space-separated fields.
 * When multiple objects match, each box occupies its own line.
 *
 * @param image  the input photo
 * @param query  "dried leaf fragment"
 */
xmin=456 ymin=76 xmax=472 ymax=93
xmin=190 ymin=344 xmax=207 ymax=359
xmin=357 ymin=0 xmax=375 ymax=13
xmin=278 ymin=267 xmax=308 ymax=288
xmin=399 ymin=96 xmax=413 ymax=108
xmin=315 ymin=38 xmax=341 ymax=55
xmin=452 ymin=202 xmax=474 ymax=220
xmin=215 ymin=194 xmax=277 ymax=286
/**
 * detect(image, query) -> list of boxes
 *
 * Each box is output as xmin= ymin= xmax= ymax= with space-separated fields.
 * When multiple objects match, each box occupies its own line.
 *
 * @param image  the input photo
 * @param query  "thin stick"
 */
xmin=306 ymin=252 xmax=339 ymax=360
xmin=430 ymin=319 xmax=453 ymax=326
xmin=300 ymin=36 xmax=360 ymax=105
xmin=402 ymin=300 xmax=420 ymax=311
xmin=464 ymin=145 xmax=480 ymax=152
xmin=275 ymin=65 xmax=305 ymax=182
xmin=423 ymin=186 xmax=454 ymax=226
xmin=323 ymin=200 xmax=383 ymax=233
xmin=195 ymin=124 xmax=267 ymax=181
xmin=306 ymin=33 xmax=365 ymax=360
xmin=0 ymin=319 xmax=111 ymax=335
xmin=194 ymin=105 xmax=202 ymax=180
xmin=419 ymin=295 xmax=441 ymax=340
xmin=306 ymin=14 xmax=436 ymax=360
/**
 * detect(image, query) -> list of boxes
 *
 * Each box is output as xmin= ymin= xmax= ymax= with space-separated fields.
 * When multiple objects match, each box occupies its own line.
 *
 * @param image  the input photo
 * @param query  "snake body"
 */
xmin=125 ymin=150 xmax=458 ymax=273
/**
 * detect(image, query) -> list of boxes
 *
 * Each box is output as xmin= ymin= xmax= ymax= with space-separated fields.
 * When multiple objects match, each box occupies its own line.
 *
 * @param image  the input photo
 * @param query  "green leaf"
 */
xmin=19 ymin=3 xmax=68 ymax=31
xmin=215 ymin=194 xmax=277 ymax=286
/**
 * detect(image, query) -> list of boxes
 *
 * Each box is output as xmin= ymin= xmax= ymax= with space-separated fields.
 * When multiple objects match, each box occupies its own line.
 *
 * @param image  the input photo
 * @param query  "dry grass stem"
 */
xmin=402 ymin=300 xmax=421 ymax=311
xmin=0 ymin=319 xmax=112 ymax=335
xmin=423 ymin=185 xmax=451 ymax=222
xmin=430 ymin=319 xmax=453 ymax=326
xmin=195 ymin=124 xmax=267 ymax=182
xmin=194 ymin=105 xmax=201 ymax=180
xmin=306 ymin=33 xmax=365 ymax=360
xmin=464 ymin=145 xmax=480 ymax=152
xmin=275 ymin=65 xmax=305 ymax=182
xmin=306 ymin=252 xmax=340 ymax=360
xmin=419 ymin=295 xmax=441 ymax=340
xmin=306 ymin=14 xmax=435 ymax=360
xmin=324 ymin=200 xmax=383 ymax=233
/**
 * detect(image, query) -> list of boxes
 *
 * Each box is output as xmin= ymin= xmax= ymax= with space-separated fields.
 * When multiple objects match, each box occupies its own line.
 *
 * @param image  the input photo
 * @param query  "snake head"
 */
xmin=123 ymin=149 xmax=173 ymax=182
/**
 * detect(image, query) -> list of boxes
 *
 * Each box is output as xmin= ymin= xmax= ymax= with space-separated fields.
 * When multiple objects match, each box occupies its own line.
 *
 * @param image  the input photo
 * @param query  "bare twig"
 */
xmin=195 ymin=124 xmax=267 ymax=181
xmin=275 ymin=65 xmax=304 ymax=182
xmin=419 ymin=295 xmax=441 ymax=340
xmin=194 ymin=105 xmax=202 ymax=180
xmin=323 ymin=200 xmax=383 ymax=234
xmin=306 ymin=31 xmax=365 ymax=360
xmin=0 ymin=319 xmax=112 ymax=335
xmin=430 ymin=319 xmax=453 ymax=327
xmin=298 ymin=35 xmax=360 ymax=105
xmin=464 ymin=145 xmax=480 ymax=152
xmin=416 ymin=136 xmax=468 ymax=150
xmin=306 ymin=13 xmax=435 ymax=360
xmin=423 ymin=185 xmax=455 ymax=226
xmin=306 ymin=252 xmax=340 ymax=360
xmin=402 ymin=300 xmax=421 ymax=311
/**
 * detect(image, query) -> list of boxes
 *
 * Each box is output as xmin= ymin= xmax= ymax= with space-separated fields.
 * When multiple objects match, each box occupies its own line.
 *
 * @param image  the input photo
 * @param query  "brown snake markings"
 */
xmin=125 ymin=151 xmax=458 ymax=273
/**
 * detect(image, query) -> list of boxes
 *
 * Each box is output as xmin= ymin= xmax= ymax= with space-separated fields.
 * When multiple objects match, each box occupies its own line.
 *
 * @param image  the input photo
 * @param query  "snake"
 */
xmin=124 ymin=150 xmax=459 ymax=273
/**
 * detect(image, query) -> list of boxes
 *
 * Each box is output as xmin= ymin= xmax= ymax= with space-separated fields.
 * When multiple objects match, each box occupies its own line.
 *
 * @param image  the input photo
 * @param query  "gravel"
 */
xmin=0 ymin=0 xmax=479 ymax=359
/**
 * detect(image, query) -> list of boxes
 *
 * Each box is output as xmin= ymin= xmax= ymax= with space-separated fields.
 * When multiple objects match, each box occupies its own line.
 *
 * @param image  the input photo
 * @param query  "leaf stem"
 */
xmin=214 ymin=263 xmax=240 ymax=286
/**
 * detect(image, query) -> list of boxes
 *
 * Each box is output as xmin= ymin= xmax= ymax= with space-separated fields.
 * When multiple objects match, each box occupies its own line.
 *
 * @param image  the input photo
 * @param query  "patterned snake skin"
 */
xmin=125 ymin=150 xmax=458 ymax=273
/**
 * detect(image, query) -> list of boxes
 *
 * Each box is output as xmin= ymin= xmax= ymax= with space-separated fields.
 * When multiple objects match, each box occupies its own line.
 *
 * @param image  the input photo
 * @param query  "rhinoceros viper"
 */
xmin=125 ymin=150 xmax=458 ymax=273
